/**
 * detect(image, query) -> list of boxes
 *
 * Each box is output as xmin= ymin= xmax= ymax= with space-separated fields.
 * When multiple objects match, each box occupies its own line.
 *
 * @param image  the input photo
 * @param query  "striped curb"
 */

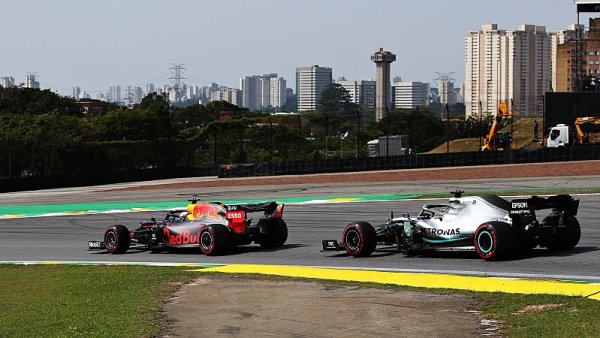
xmin=195 ymin=264 xmax=600 ymax=301
xmin=3 ymin=261 xmax=598 ymax=300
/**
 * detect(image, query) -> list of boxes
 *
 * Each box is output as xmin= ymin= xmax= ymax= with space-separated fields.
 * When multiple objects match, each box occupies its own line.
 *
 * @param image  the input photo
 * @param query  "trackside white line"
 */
xmin=2 ymin=261 xmax=600 ymax=283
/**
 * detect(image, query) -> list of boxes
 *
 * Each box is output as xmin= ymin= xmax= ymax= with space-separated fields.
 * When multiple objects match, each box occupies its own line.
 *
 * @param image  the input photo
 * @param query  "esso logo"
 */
xmin=226 ymin=211 xmax=244 ymax=220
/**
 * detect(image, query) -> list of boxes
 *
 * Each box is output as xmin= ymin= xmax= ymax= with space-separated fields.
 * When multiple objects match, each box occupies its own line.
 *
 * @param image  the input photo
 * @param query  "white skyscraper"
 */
xmin=269 ymin=77 xmax=287 ymax=109
xmin=0 ymin=76 xmax=15 ymax=88
xmin=392 ymin=81 xmax=429 ymax=109
xmin=465 ymin=24 xmax=552 ymax=118
xmin=108 ymin=85 xmax=122 ymax=103
xmin=72 ymin=86 xmax=81 ymax=100
xmin=296 ymin=65 xmax=333 ymax=112
xmin=25 ymin=74 xmax=40 ymax=89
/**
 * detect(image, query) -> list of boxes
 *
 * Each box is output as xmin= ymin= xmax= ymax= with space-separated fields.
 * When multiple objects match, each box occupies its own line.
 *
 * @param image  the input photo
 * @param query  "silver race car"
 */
xmin=322 ymin=191 xmax=580 ymax=260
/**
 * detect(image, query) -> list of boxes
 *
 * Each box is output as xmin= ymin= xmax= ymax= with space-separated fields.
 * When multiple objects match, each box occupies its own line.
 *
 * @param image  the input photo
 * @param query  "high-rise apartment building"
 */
xmin=240 ymin=74 xmax=281 ymax=111
xmin=335 ymin=77 xmax=376 ymax=109
xmin=211 ymin=87 xmax=243 ymax=107
xmin=296 ymin=65 xmax=332 ymax=112
xmin=269 ymin=77 xmax=287 ymax=109
xmin=72 ymin=86 xmax=81 ymax=100
xmin=25 ymin=74 xmax=40 ymax=89
xmin=0 ymin=76 xmax=15 ymax=88
xmin=108 ymin=85 xmax=122 ymax=103
xmin=465 ymin=24 xmax=551 ymax=118
xmin=550 ymin=25 xmax=578 ymax=91
xmin=392 ymin=81 xmax=429 ymax=109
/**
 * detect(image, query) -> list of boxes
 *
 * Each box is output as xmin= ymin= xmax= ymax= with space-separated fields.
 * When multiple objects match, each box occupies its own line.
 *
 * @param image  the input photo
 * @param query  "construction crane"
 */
xmin=481 ymin=101 xmax=514 ymax=151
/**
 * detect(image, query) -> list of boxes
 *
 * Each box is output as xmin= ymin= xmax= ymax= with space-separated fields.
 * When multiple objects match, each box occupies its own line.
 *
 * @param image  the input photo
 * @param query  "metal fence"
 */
xmin=218 ymin=145 xmax=600 ymax=178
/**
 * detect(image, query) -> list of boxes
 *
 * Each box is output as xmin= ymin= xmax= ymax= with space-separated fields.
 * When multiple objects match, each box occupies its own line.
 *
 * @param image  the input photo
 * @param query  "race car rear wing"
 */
xmin=509 ymin=195 xmax=579 ymax=220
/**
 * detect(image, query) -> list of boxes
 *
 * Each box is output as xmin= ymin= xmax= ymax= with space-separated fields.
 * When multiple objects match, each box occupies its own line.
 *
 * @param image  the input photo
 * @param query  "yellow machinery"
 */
xmin=574 ymin=117 xmax=600 ymax=144
xmin=481 ymin=102 xmax=515 ymax=151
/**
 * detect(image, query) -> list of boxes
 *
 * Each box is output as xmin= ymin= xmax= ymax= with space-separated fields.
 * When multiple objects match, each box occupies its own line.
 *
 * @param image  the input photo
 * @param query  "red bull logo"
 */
xmin=191 ymin=203 xmax=225 ymax=222
xmin=163 ymin=227 xmax=199 ymax=245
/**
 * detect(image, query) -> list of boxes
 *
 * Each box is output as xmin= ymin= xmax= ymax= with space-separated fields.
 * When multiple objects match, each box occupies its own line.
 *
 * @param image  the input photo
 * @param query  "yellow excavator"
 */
xmin=481 ymin=101 xmax=515 ymax=151
xmin=575 ymin=117 xmax=600 ymax=144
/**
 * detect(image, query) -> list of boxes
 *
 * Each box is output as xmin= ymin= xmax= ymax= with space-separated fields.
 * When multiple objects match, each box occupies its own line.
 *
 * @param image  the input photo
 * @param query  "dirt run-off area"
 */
xmin=161 ymin=276 xmax=495 ymax=337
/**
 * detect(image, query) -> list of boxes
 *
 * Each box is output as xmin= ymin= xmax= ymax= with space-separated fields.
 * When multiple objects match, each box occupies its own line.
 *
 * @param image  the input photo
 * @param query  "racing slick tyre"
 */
xmin=104 ymin=225 xmax=131 ymax=254
xmin=474 ymin=222 xmax=516 ymax=260
xmin=199 ymin=224 xmax=232 ymax=256
xmin=342 ymin=222 xmax=377 ymax=257
xmin=547 ymin=216 xmax=581 ymax=251
xmin=258 ymin=219 xmax=288 ymax=248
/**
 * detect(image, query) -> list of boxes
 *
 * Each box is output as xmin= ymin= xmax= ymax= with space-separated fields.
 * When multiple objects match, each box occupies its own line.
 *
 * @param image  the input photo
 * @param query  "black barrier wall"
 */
xmin=218 ymin=145 xmax=600 ymax=178
xmin=545 ymin=92 xmax=600 ymax=131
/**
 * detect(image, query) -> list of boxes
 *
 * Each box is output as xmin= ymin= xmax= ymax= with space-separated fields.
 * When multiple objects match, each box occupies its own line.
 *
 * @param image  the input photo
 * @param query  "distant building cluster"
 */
xmin=4 ymin=15 xmax=600 ymax=120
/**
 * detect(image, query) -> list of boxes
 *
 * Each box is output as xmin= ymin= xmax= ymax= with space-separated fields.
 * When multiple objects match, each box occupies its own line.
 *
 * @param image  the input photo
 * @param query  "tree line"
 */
xmin=0 ymin=85 xmax=451 ymax=179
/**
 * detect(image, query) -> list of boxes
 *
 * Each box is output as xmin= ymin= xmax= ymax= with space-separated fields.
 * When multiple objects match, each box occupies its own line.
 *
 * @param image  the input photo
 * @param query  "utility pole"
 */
xmin=169 ymin=63 xmax=186 ymax=102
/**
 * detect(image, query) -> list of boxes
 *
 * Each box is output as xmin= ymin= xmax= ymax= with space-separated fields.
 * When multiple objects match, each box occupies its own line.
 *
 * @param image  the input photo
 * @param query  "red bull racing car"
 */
xmin=323 ymin=191 xmax=581 ymax=260
xmin=88 ymin=199 xmax=287 ymax=256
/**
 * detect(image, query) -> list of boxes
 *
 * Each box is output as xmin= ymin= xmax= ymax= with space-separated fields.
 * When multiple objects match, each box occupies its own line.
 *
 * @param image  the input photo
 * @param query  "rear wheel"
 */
xmin=258 ymin=219 xmax=288 ymax=248
xmin=474 ymin=222 xmax=515 ymax=260
xmin=547 ymin=216 xmax=581 ymax=251
xmin=342 ymin=222 xmax=377 ymax=257
xmin=199 ymin=224 xmax=231 ymax=256
xmin=104 ymin=225 xmax=131 ymax=254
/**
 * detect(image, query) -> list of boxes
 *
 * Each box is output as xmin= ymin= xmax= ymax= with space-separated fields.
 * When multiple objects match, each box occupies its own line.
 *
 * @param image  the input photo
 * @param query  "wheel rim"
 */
xmin=200 ymin=231 xmax=213 ymax=251
xmin=477 ymin=230 xmax=493 ymax=254
xmin=106 ymin=231 xmax=117 ymax=248
xmin=345 ymin=229 xmax=361 ymax=251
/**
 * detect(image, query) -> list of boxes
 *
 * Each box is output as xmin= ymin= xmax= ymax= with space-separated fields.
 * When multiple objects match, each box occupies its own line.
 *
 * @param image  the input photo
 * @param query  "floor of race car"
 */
xmin=161 ymin=275 xmax=491 ymax=337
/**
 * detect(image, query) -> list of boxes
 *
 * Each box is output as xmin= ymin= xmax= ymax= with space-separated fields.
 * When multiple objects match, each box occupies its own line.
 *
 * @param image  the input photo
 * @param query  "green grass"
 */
xmin=0 ymin=265 xmax=197 ymax=337
xmin=0 ymin=265 xmax=598 ymax=337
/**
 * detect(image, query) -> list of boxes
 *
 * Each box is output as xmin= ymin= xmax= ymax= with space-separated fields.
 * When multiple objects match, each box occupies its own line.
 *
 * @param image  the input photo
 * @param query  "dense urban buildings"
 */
xmin=465 ymin=24 xmax=552 ymax=118
xmin=24 ymin=74 xmax=39 ymax=89
xmin=296 ymin=65 xmax=332 ymax=112
xmin=211 ymin=87 xmax=243 ymax=106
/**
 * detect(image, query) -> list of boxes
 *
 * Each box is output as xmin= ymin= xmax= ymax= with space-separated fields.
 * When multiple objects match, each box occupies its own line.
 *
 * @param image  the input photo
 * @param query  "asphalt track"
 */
xmin=1 ymin=175 xmax=599 ymax=284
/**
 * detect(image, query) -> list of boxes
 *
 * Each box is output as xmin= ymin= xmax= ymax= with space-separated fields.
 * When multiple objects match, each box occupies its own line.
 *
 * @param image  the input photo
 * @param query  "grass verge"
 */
xmin=0 ymin=265 xmax=197 ymax=337
xmin=1 ymin=265 xmax=598 ymax=337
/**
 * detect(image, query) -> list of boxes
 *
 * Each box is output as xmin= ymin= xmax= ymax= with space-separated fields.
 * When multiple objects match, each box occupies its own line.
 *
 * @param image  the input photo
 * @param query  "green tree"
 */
xmin=0 ymin=87 xmax=80 ymax=115
xmin=378 ymin=108 xmax=445 ymax=152
xmin=317 ymin=84 xmax=357 ymax=116
xmin=92 ymin=108 xmax=175 ymax=141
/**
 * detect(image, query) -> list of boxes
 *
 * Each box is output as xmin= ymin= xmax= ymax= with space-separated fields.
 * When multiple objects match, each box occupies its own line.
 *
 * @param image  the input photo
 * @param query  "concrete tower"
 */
xmin=371 ymin=48 xmax=396 ymax=121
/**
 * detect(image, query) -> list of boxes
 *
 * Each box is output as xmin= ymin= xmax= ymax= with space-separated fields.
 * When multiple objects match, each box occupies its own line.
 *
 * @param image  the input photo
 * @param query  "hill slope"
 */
xmin=428 ymin=118 xmax=542 ymax=154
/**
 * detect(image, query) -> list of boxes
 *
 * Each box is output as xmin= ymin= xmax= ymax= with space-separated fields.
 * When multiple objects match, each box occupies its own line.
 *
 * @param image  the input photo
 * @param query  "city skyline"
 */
xmin=1 ymin=0 xmax=584 ymax=96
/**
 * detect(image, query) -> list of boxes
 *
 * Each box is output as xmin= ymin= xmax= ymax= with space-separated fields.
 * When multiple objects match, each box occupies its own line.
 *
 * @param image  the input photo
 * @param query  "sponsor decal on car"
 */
xmin=163 ymin=228 xmax=199 ymax=246
xmin=422 ymin=228 xmax=461 ymax=236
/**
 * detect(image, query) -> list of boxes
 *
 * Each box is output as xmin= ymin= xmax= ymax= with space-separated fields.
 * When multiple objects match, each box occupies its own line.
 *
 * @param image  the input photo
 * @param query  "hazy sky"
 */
xmin=1 ymin=0 xmax=590 ymax=95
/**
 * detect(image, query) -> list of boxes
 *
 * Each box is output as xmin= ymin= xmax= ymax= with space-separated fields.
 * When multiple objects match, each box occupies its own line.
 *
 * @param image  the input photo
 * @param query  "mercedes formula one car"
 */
xmin=88 ymin=199 xmax=287 ymax=256
xmin=322 ymin=191 xmax=581 ymax=260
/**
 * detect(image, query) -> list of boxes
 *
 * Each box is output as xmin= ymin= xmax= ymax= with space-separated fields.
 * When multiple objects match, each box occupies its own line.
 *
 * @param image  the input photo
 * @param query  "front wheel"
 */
xmin=342 ymin=222 xmax=377 ymax=257
xmin=104 ymin=225 xmax=131 ymax=254
xmin=474 ymin=222 xmax=515 ymax=260
xmin=199 ymin=224 xmax=231 ymax=256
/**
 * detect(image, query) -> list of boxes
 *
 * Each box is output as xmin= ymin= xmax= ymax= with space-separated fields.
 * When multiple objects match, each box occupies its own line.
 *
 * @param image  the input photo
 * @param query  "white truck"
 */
xmin=547 ymin=124 xmax=570 ymax=148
